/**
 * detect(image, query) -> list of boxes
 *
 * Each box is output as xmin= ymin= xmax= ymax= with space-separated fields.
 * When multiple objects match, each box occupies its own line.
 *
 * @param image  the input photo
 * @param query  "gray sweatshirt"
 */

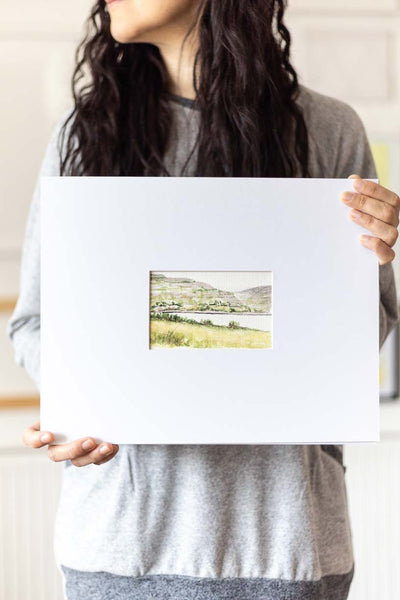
xmin=7 ymin=84 xmax=399 ymax=600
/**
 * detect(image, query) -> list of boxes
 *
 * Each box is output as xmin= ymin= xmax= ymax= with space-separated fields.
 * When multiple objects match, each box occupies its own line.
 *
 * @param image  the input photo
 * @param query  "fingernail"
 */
xmin=82 ymin=439 xmax=95 ymax=450
xmin=351 ymin=210 xmax=361 ymax=220
xmin=40 ymin=433 xmax=51 ymax=443
xmin=342 ymin=192 xmax=353 ymax=203
xmin=99 ymin=444 xmax=112 ymax=455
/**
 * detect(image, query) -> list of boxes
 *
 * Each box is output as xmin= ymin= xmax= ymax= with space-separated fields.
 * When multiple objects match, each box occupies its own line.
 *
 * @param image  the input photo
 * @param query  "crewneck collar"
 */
xmin=166 ymin=91 xmax=200 ymax=111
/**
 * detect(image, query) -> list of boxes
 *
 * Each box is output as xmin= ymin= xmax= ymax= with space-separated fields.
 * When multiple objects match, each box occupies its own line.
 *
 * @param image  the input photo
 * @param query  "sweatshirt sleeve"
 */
xmin=333 ymin=104 xmax=399 ymax=350
xmin=6 ymin=109 xmax=73 ymax=391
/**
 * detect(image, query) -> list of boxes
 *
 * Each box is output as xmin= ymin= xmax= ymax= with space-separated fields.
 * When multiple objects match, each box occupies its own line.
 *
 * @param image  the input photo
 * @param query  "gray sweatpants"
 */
xmin=60 ymin=564 xmax=354 ymax=600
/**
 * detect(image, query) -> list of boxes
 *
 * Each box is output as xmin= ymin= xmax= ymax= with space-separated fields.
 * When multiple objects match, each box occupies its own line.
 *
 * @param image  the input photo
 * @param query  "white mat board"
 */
xmin=40 ymin=176 xmax=379 ymax=444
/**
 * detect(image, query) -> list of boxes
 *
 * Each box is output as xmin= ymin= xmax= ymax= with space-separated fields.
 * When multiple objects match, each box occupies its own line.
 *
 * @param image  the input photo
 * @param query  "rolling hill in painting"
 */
xmin=150 ymin=273 xmax=271 ymax=314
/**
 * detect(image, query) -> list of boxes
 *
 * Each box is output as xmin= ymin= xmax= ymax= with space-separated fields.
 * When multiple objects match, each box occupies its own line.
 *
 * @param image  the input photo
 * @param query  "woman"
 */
xmin=8 ymin=0 xmax=399 ymax=599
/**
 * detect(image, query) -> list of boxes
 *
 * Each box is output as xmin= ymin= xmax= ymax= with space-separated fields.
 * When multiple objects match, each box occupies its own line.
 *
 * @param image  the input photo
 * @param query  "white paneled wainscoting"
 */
xmin=346 ymin=433 xmax=400 ymax=600
xmin=0 ymin=409 xmax=64 ymax=600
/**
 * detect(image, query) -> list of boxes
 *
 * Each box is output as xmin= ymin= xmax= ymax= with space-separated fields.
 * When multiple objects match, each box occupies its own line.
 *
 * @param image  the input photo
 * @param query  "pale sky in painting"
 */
xmin=153 ymin=271 xmax=272 ymax=292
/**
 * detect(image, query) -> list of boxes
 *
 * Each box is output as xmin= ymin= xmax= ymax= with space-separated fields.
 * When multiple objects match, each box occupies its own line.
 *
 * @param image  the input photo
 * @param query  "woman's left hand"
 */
xmin=341 ymin=174 xmax=400 ymax=265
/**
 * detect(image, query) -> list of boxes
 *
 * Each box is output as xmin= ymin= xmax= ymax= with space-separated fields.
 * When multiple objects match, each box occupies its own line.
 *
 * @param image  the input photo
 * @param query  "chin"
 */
xmin=107 ymin=3 xmax=162 ymax=45
xmin=109 ymin=22 xmax=145 ymax=44
xmin=106 ymin=0 xmax=195 ymax=46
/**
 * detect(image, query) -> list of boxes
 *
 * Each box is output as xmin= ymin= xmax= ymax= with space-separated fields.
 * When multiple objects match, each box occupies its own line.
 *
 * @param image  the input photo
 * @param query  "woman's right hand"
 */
xmin=22 ymin=421 xmax=119 ymax=467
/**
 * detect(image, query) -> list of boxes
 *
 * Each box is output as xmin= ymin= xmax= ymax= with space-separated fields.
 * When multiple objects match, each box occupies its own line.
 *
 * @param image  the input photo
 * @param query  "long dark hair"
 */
xmin=59 ymin=0 xmax=310 ymax=177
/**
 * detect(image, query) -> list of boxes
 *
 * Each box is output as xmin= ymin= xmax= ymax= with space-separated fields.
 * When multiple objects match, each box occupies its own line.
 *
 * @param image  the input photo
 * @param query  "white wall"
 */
xmin=0 ymin=0 xmax=94 ymax=400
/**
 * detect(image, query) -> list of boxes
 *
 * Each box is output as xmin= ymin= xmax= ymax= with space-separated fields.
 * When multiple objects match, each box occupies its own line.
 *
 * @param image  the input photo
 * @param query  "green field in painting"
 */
xmin=150 ymin=316 xmax=272 ymax=349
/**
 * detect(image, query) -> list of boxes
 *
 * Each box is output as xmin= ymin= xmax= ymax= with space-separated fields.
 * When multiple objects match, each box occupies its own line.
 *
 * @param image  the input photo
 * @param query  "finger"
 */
xmin=352 ymin=178 xmax=400 ymax=209
xmin=341 ymin=191 xmax=399 ymax=226
xmin=349 ymin=209 xmax=399 ymax=247
xmin=47 ymin=437 xmax=98 ymax=462
xmin=22 ymin=421 xmax=55 ymax=448
xmin=348 ymin=173 xmax=362 ymax=179
xmin=359 ymin=234 xmax=396 ymax=265
xmin=70 ymin=442 xmax=116 ymax=467
xmin=94 ymin=444 xmax=120 ymax=466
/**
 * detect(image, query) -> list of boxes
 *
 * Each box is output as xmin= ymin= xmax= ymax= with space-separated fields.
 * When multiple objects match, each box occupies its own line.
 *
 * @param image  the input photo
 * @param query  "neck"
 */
xmin=157 ymin=30 xmax=199 ymax=101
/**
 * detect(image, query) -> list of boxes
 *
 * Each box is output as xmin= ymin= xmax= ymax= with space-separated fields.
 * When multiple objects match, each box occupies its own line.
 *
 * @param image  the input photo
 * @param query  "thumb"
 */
xmin=348 ymin=173 xmax=362 ymax=179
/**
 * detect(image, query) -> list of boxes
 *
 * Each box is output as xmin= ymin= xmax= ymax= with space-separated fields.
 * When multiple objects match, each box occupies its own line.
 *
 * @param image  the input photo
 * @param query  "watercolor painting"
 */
xmin=149 ymin=271 xmax=272 ymax=349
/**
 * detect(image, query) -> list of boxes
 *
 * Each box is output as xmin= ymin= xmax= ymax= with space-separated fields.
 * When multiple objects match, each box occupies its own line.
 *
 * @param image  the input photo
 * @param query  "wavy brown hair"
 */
xmin=59 ymin=0 xmax=310 ymax=177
